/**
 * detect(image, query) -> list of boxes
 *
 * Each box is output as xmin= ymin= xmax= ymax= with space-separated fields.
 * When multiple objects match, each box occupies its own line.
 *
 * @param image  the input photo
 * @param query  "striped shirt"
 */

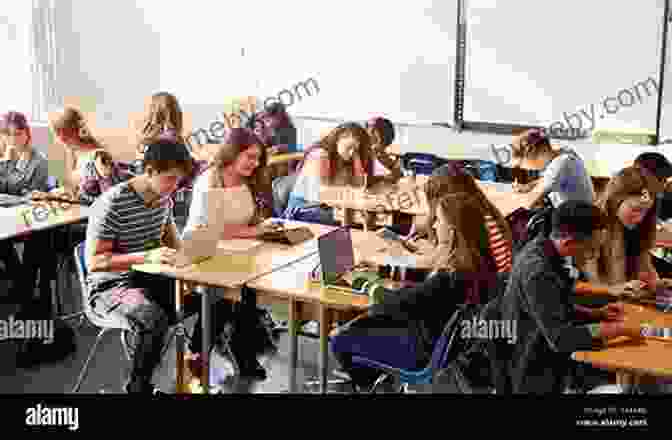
xmin=85 ymin=181 xmax=174 ymax=290
xmin=484 ymin=214 xmax=512 ymax=273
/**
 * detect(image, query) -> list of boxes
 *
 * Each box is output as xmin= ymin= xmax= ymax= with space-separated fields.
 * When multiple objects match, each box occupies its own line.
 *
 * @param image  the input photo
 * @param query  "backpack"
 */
xmin=13 ymin=299 xmax=77 ymax=369
xmin=507 ymin=200 xmax=553 ymax=256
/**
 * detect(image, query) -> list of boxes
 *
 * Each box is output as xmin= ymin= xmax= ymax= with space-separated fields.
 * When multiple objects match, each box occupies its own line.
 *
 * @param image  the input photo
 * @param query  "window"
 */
xmin=0 ymin=4 xmax=33 ymax=118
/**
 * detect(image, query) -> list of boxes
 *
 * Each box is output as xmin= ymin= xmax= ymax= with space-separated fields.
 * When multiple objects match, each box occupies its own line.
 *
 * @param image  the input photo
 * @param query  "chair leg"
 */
xmin=72 ymin=327 xmax=111 ymax=393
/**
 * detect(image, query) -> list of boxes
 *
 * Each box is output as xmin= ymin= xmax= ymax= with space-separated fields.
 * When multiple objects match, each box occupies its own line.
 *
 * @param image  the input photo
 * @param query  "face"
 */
xmin=147 ymin=167 xmax=184 ymax=196
xmin=336 ymin=135 xmax=359 ymax=161
xmin=231 ymin=145 xmax=261 ymax=177
xmin=3 ymin=127 xmax=29 ymax=148
xmin=617 ymin=190 xmax=654 ymax=227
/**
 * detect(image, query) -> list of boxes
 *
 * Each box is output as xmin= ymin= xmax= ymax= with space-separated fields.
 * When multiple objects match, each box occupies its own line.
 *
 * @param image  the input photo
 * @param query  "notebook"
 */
xmin=317 ymin=227 xmax=361 ymax=294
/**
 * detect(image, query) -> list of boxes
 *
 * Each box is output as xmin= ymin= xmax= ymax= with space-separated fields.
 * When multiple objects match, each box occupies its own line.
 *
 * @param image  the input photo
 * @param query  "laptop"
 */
xmin=317 ymin=227 xmax=361 ymax=293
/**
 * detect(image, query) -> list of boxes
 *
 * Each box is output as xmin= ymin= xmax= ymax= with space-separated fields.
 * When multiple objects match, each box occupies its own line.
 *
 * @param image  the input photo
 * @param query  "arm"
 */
xmin=87 ymin=200 xmax=146 ymax=273
xmin=523 ymin=271 xmax=599 ymax=353
xmin=25 ymin=156 xmax=49 ymax=194
xmin=78 ymin=160 xmax=103 ymax=205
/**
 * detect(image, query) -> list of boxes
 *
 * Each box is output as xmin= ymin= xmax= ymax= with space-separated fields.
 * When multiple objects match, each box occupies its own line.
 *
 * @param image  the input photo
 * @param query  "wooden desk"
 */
xmin=131 ymin=221 xmax=336 ymax=394
xmin=321 ymin=178 xmax=527 ymax=229
xmin=247 ymin=227 xmax=431 ymax=393
xmin=572 ymin=304 xmax=672 ymax=390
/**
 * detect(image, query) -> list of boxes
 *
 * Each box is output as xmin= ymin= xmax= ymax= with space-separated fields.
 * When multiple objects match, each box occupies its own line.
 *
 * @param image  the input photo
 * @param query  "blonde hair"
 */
xmin=138 ymin=92 xmax=185 ymax=151
xmin=50 ymin=107 xmax=103 ymax=149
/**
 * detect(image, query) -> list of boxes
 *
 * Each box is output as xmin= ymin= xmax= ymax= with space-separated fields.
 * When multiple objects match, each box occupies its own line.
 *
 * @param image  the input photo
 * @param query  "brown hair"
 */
xmin=298 ymin=122 xmax=374 ymax=177
xmin=138 ymin=92 xmax=185 ymax=152
xmin=50 ymin=107 xmax=103 ymax=149
xmin=597 ymin=166 xmax=662 ymax=252
xmin=512 ymin=128 xmax=552 ymax=159
xmin=208 ymin=128 xmax=271 ymax=223
xmin=424 ymin=171 xmax=513 ymax=248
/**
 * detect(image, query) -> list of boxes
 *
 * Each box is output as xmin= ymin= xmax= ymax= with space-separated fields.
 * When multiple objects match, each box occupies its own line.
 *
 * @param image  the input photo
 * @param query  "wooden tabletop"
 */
xmin=131 ymin=221 xmax=335 ymax=288
xmin=319 ymin=177 xmax=527 ymax=218
xmin=572 ymin=304 xmax=672 ymax=378
xmin=0 ymin=203 xmax=89 ymax=241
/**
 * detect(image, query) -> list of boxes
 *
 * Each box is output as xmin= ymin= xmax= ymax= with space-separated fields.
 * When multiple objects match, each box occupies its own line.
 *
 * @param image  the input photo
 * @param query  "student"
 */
xmin=330 ymin=163 xmax=512 ymax=391
xmin=85 ymin=140 xmax=199 ymax=393
xmin=366 ymin=116 xmax=402 ymax=181
xmin=49 ymin=106 xmax=105 ymax=199
xmin=135 ymin=92 xmax=209 ymax=209
xmin=510 ymin=129 xmax=595 ymax=208
xmin=499 ymin=200 xmax=642 ymax=394
xmin=182 ymin=128 xmax=277 ymax=379
xmin=253 ymin=102 xmax=298 ymax=154
xmin=78 ymin=149 xmax=134 ymax=205
xmin=579 ymin=166 xmax=663 ymax=291
xmin=0 ymin=111 xmax=49 ymax=304
xmin=284 ymin=122 xmax=374 ymax=225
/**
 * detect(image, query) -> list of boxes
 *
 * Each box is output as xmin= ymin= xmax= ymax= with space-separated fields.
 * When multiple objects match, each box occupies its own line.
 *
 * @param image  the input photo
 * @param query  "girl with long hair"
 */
xmin=284 ymin=122 xmax=374 ymax=225
xmin=330 ymin=163 xmax=513 ymax=391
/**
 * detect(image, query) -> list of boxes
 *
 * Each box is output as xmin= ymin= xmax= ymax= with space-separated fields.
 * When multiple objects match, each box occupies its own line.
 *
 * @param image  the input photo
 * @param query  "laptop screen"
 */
xmin=318 ymin=227 xmax=355 ymax=284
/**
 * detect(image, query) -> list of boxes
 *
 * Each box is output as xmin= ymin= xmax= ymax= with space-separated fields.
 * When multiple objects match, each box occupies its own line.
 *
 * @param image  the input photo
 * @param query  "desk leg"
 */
xmin=201 ymin=287 xmax=210 ymax=394
xmin=319 ymin=305 xmax=331 ymax=394
xmin=288 ymin=298 xmax=298 ymax=393
xmin=175 ymin=280 xmax=188 ymax=394
xmin=616 ymin=370 xmax=637 ymax=394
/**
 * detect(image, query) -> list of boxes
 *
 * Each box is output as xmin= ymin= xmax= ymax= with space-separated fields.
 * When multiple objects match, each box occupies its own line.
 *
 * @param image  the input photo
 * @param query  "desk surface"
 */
xmin=0 ymin=204 xmax=89 ymax=241
xmin=572 ymin=304 xmax=672 ymax=378
xmin=320 ymin=178 xmax=526 ymax=218
xmin=132 ymin=221 xmax=335 ymax=288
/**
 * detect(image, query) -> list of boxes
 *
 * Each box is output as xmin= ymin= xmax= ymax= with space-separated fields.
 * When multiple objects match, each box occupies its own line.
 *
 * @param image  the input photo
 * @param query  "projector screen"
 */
xmin=142 ymin=0 xmax=457 ymax=125
xmin=464 ymin=0 xmax=664 ymax=134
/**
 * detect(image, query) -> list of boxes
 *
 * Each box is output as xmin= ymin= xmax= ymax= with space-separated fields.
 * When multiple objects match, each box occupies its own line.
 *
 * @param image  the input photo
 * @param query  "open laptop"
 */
xmin=317 ymin=227 xmax=362 ymax=294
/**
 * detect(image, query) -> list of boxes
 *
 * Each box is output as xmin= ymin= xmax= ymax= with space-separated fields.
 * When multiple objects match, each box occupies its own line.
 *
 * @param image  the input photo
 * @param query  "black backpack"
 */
xmin=507 ymin=199 xmax=554 ymax=256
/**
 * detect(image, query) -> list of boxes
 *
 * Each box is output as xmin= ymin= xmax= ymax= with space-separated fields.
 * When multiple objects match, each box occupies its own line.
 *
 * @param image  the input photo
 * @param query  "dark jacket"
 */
xmin=369 ymin=271 xmax=508 ymax=365
xmin=0 ymin=148 xmax=49 ymax=195
xmin=499 ymin=236 xmax=601 ymax=393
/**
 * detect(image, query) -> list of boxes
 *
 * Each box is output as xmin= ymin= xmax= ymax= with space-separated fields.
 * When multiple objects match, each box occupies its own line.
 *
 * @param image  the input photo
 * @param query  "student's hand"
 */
xmin=599 ymin=321 xmax=644 ymax=340
xmin=3 ymin=144 xmax=18 ymax=161
xmin=144 ymin=247 xmax=177 ymax=265
xmin=638 ymin=271 xmax=658 ymax=292
xmin=598 ymin=302 xmax=625 ymax=322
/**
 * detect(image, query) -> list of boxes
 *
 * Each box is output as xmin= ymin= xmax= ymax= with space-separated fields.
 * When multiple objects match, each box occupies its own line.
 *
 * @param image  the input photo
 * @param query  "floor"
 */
xmin=0 ymin=269 xmax=426 ymax=394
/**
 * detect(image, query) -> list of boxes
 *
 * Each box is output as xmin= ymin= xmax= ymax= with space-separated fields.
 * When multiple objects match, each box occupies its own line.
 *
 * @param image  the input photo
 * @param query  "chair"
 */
xmin=272 ymin=174 xmax=298 ymax=217
xmin=71 ymin=241 xmax=132 ymax=393
xmin=349 ymin=307 xmax=466 ymax=393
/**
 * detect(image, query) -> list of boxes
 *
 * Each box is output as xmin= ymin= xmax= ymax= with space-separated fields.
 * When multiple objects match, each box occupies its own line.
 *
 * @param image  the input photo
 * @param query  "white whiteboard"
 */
xmin=139 ymin=0 xmax=457 ymax=126
xmin=464 ymin=0 xmax=664 ymax=134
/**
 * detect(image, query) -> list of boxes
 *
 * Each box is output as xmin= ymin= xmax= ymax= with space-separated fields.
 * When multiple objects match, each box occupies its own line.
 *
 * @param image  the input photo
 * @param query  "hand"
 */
xmin=257 ymin=222 xmax=283 ymax=235
xmin=598 ymin=302 xmax=625 ymax=322
xmin=638 ymin=272 xmax=658 ymax=292
xmin=599 ymin=321 xmax=644 ymax=340
xmin=144 ymin=247 xmax=177 ymax=265
xmin=3 ymin=144 xmax=18 ymax=161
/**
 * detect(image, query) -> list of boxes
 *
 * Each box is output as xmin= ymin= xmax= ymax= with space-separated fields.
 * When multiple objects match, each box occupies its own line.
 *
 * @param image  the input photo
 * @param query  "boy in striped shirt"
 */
xmin=85 ymin=140 xmax=193 ymax=394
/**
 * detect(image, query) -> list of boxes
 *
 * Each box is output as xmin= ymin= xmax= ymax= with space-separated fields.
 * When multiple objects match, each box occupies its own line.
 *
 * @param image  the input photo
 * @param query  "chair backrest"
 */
xmin=74 ymin=241 xmax=88 ymax=298
xmin=430 ymin=305 xmax=473 ymax=371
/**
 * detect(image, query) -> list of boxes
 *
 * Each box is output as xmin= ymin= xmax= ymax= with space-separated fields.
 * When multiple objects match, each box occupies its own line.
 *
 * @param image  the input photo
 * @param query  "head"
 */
xmin=365 ymin=117 xmax=395 ymax=147
xmin=50 ymin=107 xmax=101 ymax=151
xmin=139 ymin=92 xmax=184 ymax=147
xmin=511 ymin=128 xmax=553 ymax=170
xmin=424 ymin=162 xmax=513 ymax=250
xmin=254 ymin=102 xmax=295 ymax=146
xmin=0 ymin=111 xmax=32 ymax=151
xmin=142 ymin=141 xmax=193 ymax=196
xmin=634 ymin=152 xmax=672 ymax=187
xmin=210 ymin=128 xmax=267 ymax=184
xmin=598 ymin=166 xmax=662 ymax=238
xmin=550 ymin=201 xmax=606 ymax=257
xmin=319 ymin=122 xmax=372 ymax=165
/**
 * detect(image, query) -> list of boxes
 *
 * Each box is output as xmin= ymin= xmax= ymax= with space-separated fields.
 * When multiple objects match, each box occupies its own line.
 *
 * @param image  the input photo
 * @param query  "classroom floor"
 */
xmin=0 ymin=276 xmax=432 ymax=394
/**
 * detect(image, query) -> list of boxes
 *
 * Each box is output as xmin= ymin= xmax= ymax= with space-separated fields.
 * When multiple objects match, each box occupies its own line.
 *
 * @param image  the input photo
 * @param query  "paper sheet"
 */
xmin=217 ymin=239 xmax=264 ymax=253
